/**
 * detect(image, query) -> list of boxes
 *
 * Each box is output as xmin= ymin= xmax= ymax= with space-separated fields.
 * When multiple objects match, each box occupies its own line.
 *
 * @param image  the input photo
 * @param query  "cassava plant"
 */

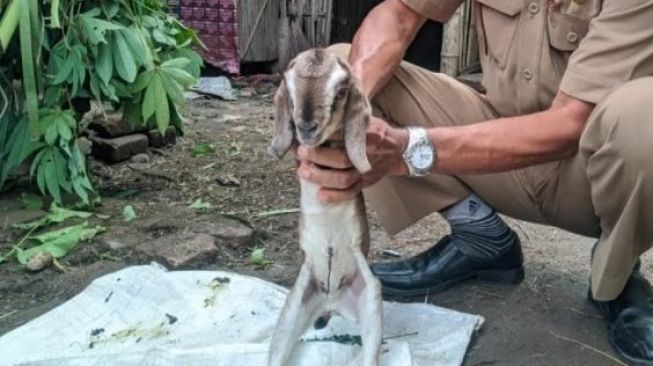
xmin=0 ymin=0 xmax=203 ymax=203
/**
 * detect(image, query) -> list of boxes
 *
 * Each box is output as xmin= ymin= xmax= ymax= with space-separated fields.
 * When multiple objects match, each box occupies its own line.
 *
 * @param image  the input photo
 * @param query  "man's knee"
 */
xmin=582 ymin=77 xmax=653 ymax=168
xmin=326 ymin=43 xmax=351 ymax=59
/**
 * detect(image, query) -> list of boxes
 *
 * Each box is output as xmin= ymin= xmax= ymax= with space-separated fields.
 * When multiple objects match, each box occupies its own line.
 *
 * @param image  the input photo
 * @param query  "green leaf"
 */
xmin=160 ymin=73 xmax=184 ymax=106
xmin=72 ymin=177 xmax=89 ymax=203
xmin=96 ymin=42 xmax=114 ymax=85
xmin=66 ymin=45 xmax=88 ymax=97
xmin=154 ymin=85 xmax=170 ymax=133
xmin=130 ymin=70 xmax=153 ymax=93
xmin=166 ymin=48 xmax=203 ymax=78
xmin=99 ymin=79 xmax=119 ymax=101
xmin=52 ymin=51 xmax=74 ymax=84
xmin=78 ymin=9 xmax=123 ymax=45
xmin=189 ymin=199 xmax=212 ymax=210
xmin=141 ymin=15 xmax=158 ymax=28
xmin=44 ymin=151 xmax=62 ymax=203
xmin=122 ymin=205 xmax=137 ymax=221
xmin=121 ymin=27 xmax=152 ymax=68
xmin=191 ymin=143 xmax=215 ymax=156
xmin=36 ymin=157 xmax=46 ymax=193
xmin=160 ymin=67 xmax=195 ymax=88
xmin=53 ymin=147 xmax=72 ymax=192
xmin=16 ymin=222 xmax=105 ymax=264
xmin=20 ymin=192 xmax=44 ymax=210
xmin=142 ymin=72 xmax=158 ymax=120
xmin=152 ymin=28 xmax=175 ymax=46
xmin=250 ymin=248 xmax=272 ymax=266
xmin=1 ymin=120 xmax=44 ymax=185
xmin=110 ymin=79 xmax=130 ymax=98
xmin=161 ymin=58 xmax=190 ymax=69
xmin=14 ymin=202 xmax=92 ymax=230
xmin=112 ymin=32 xmax=137 ymax=82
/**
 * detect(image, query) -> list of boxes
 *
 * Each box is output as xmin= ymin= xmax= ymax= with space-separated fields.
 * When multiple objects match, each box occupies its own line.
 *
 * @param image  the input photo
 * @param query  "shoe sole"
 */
xmin=380 ymin=267 xmax=525 ymax=297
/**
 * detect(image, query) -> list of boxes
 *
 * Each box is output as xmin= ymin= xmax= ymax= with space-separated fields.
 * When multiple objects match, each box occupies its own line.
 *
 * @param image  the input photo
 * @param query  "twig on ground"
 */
xmin=254 ymin=208 xmax=300 ymax=218
xmin=52 ymin=258 xmax=68 ymax=273
xmin=472 ymin=288 xmax=503 ymax=298
xmin=569 ymin=307 xmax=602 ymax=319
xmin=549 ymin=331 xmax=626 ymax=366
xmin=0 ymin=310 xmax=18 ymax=320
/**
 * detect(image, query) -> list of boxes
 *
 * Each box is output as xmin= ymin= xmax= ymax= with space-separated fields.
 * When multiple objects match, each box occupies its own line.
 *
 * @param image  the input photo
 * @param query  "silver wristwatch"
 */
xmin=402 ymin=127 xmax=436 ymax=177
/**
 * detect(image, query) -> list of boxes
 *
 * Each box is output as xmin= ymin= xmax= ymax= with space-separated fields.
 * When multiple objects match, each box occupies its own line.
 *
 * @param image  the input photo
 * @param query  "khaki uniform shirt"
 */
xmin=402 ymin=0 xmax=653 ymax=117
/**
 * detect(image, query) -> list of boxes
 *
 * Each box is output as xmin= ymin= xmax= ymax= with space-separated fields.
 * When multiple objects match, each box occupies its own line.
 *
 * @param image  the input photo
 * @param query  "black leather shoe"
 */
xmin=590 ymin=271 xmax=653 ymax=365
xmin=370 ymin=232 xmax=525 ymax=297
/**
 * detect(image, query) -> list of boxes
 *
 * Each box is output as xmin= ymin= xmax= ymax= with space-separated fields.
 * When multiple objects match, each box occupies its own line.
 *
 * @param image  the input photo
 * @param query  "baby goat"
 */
xmin=267 ymin=48 xmax=383 ymax=366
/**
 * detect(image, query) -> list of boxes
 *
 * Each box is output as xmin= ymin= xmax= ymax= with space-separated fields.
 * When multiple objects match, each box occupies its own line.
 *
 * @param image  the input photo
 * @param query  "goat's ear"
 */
xmin=269 ymin=79 xmax=295 ymax=159
xmin=344 ymin=81 xmax=372 ymax=174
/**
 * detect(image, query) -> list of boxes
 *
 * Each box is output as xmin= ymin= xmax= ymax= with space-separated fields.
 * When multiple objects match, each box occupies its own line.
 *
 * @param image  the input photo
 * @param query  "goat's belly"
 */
xmin=300 ymin=206 xmax=366 ymax=297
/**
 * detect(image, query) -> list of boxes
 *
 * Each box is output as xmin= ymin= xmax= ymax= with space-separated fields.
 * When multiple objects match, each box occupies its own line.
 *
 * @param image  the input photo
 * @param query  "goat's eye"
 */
xmin=336 ymin=88 xmax=348 ymax=99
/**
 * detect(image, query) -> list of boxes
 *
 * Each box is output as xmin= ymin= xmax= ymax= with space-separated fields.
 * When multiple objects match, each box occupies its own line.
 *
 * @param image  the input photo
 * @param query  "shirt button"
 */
xmin=522 ymin=69 xmax=533 ymax=80
xmin=567 ymin=31 xmax=579 ymax=43
xmin=528 ymin=2 xmax=540 ymax=14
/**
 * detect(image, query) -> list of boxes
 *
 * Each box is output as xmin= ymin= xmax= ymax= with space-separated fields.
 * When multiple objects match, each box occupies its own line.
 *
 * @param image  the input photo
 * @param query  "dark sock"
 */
xmin=442 ymin=194 xmax=515 ymax=259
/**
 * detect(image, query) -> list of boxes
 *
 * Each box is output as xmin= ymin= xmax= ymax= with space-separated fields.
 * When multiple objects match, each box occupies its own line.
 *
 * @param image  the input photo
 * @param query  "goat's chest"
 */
xmin=299 ymin=180 xmax=365 ymax=276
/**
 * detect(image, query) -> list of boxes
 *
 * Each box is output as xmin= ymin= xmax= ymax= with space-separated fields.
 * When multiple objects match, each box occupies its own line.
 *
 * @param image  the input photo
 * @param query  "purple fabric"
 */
xmin=173 ymin=0 xmax=240 ymax=74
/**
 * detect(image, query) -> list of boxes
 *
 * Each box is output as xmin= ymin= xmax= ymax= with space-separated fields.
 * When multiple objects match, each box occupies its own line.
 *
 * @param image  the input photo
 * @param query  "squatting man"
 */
xmin=293 ymin=0 xmax=653 ymax=363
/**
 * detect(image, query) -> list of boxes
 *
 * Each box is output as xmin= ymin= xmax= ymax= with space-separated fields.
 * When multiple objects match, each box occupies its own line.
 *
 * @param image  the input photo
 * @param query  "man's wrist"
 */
xmin=389 ymin=126 xmax=410 ymax=176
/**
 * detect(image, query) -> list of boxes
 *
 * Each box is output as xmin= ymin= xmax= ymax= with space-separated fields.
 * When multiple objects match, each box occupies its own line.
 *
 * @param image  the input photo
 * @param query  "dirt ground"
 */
xmin=1 ymin=78 xmax=650 ymax=365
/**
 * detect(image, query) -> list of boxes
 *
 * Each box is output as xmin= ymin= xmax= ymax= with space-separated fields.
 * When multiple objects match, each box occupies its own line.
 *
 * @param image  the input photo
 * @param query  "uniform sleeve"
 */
xmin=559 ymin=0 xmax=653 ymax=103
xmin=400 ymin=0 xmax=465 ymax=22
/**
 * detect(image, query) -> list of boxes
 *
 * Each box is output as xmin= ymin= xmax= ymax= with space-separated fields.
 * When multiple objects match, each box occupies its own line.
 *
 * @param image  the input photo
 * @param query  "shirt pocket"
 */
xmin=547 ymin=12 xmax=590 ymax=52
xmin=547 ymin=11 xmax=590 ymax=76
xmin=476 ymin=0 xmax=522 ymax=69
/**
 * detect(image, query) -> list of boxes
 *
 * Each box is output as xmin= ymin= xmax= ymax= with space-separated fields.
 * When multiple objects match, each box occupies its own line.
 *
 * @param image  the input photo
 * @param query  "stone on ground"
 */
xmin=193 ymin=219 xmax=254 ymax=249
xmin=136 ymin=233 xmax=217 ymax=269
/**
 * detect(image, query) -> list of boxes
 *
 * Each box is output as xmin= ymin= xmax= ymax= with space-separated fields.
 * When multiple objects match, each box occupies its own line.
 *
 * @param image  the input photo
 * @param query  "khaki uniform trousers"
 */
xmin=328 ymin=44 xmax=653 ymax=301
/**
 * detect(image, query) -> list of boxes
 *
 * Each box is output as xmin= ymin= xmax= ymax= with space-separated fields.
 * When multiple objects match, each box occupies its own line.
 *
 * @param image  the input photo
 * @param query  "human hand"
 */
xmin=296 ymin=116 xmax=409 ymax=203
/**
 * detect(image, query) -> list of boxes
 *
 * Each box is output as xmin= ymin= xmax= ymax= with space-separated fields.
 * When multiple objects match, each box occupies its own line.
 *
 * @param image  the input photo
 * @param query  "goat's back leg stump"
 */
xmin=333 ymin=253 xmax=383 ymax=366
xmin=268 ymin=264 xmax=326 ymax=366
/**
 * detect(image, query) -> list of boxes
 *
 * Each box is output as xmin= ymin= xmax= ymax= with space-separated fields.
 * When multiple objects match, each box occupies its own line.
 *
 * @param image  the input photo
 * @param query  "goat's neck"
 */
xmin=299 ymin=179 xmax=355 ymax=216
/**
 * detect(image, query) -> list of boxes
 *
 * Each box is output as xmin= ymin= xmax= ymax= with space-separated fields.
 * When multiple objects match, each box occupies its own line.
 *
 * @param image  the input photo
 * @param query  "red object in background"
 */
xmin=173 ymin=0 xmax=240 ymax=74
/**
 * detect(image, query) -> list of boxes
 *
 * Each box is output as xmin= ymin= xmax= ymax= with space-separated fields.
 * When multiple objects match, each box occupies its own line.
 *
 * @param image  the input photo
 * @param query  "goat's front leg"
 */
xmin=335 ymin=254 xmax=383 ymax=366
xmin=269 ymin=263 xmax=325 ymax=366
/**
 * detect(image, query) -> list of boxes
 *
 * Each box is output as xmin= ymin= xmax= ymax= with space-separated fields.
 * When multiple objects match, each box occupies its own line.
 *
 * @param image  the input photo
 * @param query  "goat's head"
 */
xmin=269 ymin=48 xmax=372 ymax=174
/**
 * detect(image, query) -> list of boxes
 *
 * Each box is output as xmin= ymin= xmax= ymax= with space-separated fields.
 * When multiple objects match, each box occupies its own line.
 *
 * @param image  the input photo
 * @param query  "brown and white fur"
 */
xmin=267 ymin=49 xmax=383 ymax=366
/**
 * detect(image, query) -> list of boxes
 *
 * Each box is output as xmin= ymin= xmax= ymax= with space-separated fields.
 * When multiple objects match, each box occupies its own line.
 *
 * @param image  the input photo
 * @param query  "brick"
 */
xmin=147 ymin=127 xmax=177 ymax=148
xmin=91 ymin=134 xmax=148 ymax=163
xmin=88 ymin=115 xmax=149 ymax=138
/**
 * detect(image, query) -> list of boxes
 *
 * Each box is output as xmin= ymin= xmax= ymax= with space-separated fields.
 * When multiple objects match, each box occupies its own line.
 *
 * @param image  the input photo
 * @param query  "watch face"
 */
xmin=411 ymin=143 xmax=433 ymax=170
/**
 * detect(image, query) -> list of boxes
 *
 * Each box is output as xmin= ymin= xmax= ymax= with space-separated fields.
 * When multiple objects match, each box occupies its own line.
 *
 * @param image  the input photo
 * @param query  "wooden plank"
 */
xmin=324 ymin=0 xmax=332 ymax=45
xmin=440 ymin=0 xmax=479 ymax=76
xmin=440 ymin=5 xmax=461 ymax=76
xmin=306 ymin=0 xmax=315 ymax=45
xmin=239 ymin=0 xmax=279 ymax=62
